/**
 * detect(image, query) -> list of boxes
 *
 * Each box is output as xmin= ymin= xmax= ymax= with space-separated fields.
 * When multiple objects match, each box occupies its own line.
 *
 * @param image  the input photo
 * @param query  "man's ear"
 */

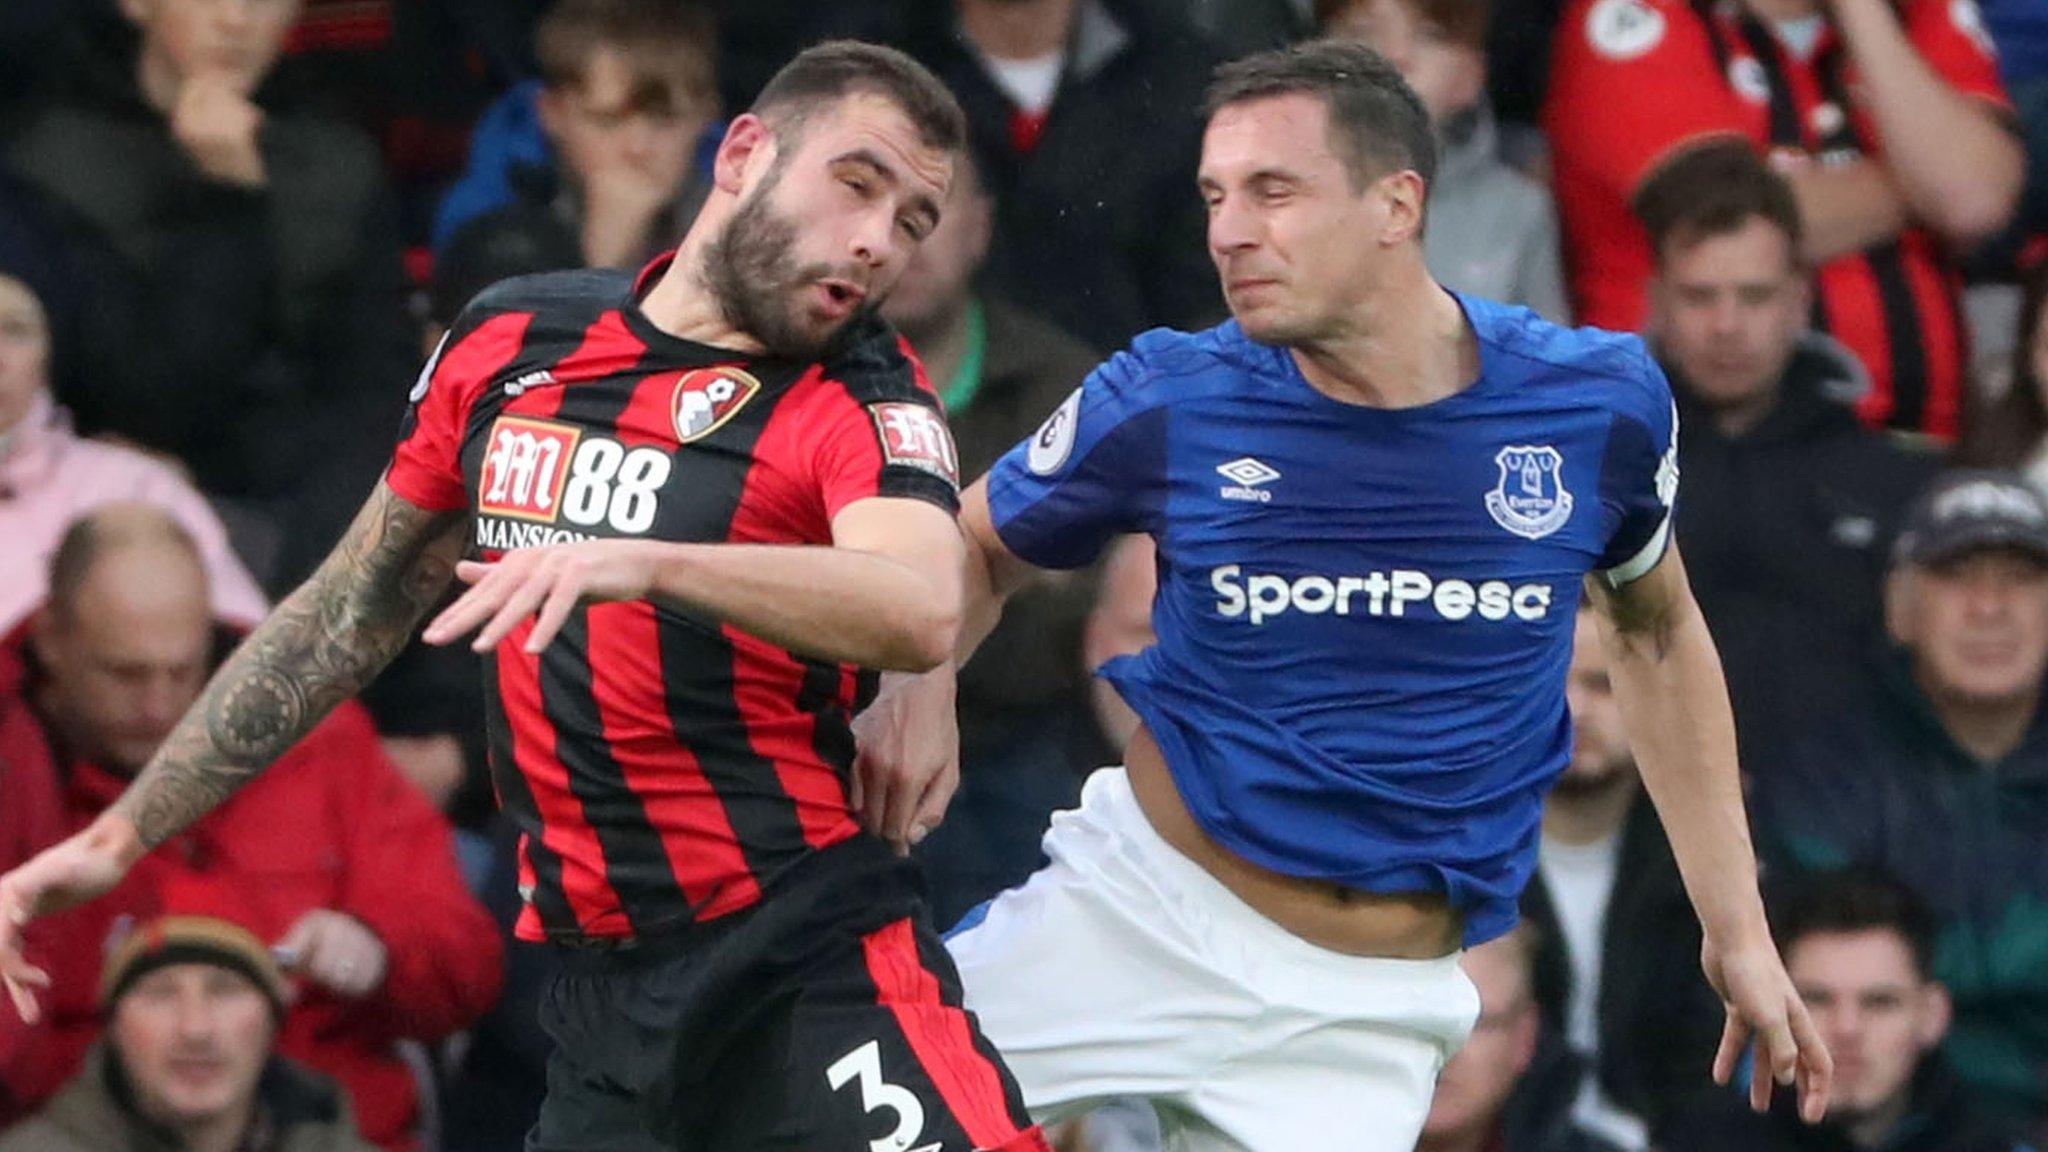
xmin=712 ymin=114 xmax=776 ymax=197
xmin=1375 ymin=170 xmax=1429 ymax=246
xmin=1915 ymin=982 xmax=1953 ymax=1048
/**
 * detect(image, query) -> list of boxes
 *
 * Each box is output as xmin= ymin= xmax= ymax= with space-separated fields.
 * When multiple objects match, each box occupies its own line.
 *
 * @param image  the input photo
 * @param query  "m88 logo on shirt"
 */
xmin=477 ymin=415 xmax=673 ymax=547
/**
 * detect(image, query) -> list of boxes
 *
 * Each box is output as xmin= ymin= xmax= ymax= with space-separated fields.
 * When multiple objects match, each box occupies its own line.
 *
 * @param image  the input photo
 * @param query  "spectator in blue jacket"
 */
xmin=433 ymin=0 xmax=721 ymax=269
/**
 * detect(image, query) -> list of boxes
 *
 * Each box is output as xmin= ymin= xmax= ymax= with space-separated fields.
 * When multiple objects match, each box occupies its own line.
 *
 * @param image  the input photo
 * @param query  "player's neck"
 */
xmin=1289 ymin=280 xmax=1475 ymax=409
xmin=1542 ymin=772 xmax=1639 ymax=846
xmin=960 ymin=0 xmax=1077 ymax=60
xmin=638 ymin=238 xmax=768 ymax=356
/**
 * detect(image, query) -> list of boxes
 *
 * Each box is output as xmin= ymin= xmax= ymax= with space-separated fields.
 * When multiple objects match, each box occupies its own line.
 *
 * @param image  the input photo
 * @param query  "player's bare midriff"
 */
xmin=1123 ymin=723 xmax=1463 ymax=960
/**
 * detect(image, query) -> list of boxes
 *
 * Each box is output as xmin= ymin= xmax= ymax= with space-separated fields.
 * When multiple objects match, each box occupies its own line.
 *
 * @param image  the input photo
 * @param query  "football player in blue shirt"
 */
xmin=853 ymin=39 xmax=1831 ymax=1151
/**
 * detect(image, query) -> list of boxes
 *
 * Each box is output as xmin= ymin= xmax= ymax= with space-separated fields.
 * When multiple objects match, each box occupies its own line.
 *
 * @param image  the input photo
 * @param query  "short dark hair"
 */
xmin=1204 ymin=39 xmax=1436 ymax=193
xmin=749 ymin=40 xmax=966 ymax=156
xmin=1635 ymin=141 xmax=1804 ymax=266
xmin=535 ymin=0 xmax=719 ymax=116
xmin=1771 ymin=867 xmax=1939 ymax=982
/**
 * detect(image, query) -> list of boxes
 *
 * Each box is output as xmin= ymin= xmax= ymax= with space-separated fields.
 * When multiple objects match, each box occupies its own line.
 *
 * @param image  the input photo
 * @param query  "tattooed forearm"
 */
xmin=111 ymin=482 xmax=469 ymax=847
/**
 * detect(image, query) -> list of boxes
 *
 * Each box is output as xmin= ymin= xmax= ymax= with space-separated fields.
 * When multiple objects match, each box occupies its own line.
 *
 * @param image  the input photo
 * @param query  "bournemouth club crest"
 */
xmin=672 ymin=366 xmax=762 ymax=443
xmin=1486 ymin=445 xmax=1574 ymax=540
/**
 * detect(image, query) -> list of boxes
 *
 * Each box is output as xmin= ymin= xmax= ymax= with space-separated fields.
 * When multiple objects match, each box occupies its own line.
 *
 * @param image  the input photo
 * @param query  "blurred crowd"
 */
xmin=2 ymin=0 xmax=2048 ymax=1150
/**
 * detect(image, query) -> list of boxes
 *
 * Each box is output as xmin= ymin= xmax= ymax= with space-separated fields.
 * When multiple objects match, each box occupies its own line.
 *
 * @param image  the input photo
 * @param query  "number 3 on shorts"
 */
xmin=826 ymin=1039 xmax=934 ymax=1152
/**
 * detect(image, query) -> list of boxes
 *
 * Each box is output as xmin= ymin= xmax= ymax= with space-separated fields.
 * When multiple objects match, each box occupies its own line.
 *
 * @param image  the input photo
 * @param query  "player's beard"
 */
xmin=702 ymin=175 xmax=869 ymax=361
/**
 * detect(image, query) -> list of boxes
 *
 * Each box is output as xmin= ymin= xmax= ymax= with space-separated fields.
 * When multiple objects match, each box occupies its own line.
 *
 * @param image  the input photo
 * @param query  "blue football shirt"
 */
xmin=985 ymin=294 xmax=1678 ymax=945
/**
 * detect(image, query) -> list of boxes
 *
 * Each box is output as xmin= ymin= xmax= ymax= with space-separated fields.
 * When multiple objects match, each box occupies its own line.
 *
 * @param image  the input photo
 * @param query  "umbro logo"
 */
xmin=1217 ymin=457 xmax=1279 ymax=503
xmin=503 ymin=368 xmax=557 ymax=396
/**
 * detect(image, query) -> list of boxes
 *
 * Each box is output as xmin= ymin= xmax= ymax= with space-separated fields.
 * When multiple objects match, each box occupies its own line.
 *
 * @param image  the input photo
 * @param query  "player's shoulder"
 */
xmin=1468 ymin=295 xmax=1671 ymax=417
xmin=460 ymin=267 xmax=635 ymax=326
xmin=819 ymin=315 xmax=932 ymax=406
xmin=1559 ymin=0 xmax=1706 ymax=62
xmin=1091 ymin=320 xmax=1271 ymax=405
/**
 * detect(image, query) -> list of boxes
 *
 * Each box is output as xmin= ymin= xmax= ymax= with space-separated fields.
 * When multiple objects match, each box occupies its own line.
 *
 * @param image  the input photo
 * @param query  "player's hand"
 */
xmin=423 ymin=540 xmax=663 ymax=654
xmin=275 ymin=910 xmax=388 ymax=999
xmin=850 ymin=669 xmax=960 ymax=855
xmin=0 ymin=817 xmax=144 ymax=1023
xmin=169 ymin=72 xmax=267 ymax=188
xmin=1703 ymin=933 xmax=1833 ymax=1123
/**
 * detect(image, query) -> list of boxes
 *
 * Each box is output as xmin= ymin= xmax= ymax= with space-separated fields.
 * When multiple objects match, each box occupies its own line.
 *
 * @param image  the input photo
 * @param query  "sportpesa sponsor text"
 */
xmin=1211 ymin=564 xmax=1555 ymax=624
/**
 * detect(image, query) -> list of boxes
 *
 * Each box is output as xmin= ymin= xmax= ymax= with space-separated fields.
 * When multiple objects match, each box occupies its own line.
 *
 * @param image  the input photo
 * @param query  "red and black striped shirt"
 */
xmin=1548 ymin=0 xmax=2013 ymax=441
xmin=385 ymin=257 xmax=961 ymax=942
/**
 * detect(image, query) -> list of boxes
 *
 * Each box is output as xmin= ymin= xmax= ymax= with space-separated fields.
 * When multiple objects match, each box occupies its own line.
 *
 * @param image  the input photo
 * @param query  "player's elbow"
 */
xmin=881 ymin=590 xmax=961 ymax=673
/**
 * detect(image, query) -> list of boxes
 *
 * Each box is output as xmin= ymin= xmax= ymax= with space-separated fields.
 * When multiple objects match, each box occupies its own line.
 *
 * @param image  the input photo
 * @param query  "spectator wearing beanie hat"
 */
xmin=0 ymin=914 xmax=375 ymax=1152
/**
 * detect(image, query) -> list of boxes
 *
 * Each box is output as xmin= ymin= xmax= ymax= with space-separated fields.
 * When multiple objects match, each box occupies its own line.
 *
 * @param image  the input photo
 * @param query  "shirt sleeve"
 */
xmin=985 ymin=345 xmax=1171 ymax=570
xmin=813 ymin=333 xmax=962 ymax=520
xmin=1544 ymin=0 xmax=1753 ymax=200
xmin=1596 ymin=348 xmax=1681 ymax=586
xmin=385 ymin=305 xmax=531 ymax=512
xmin=1903 ymin=0 xmax=2013 ymax=110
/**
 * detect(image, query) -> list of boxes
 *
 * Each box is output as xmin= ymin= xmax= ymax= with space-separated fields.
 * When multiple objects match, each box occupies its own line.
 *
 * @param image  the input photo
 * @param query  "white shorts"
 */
xmin=946 ymin=767 xmax=1481 ymax=1152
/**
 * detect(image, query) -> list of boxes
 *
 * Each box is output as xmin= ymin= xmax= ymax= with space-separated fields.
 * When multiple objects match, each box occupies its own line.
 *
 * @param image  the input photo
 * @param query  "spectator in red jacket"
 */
xmin=0 ymin=503 xmax=501 ymax=1150
xmin=1544 ymin=0 xmax=2022 ymax=441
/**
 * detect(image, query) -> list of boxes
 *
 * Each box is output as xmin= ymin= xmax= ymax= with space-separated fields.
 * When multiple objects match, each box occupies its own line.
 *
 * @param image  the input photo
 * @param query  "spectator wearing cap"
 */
xmin=0 ymin=272 xmax=265 ymax=641
xmin=1750 ymin=470 xmax=2048 ymax=1130
xmin=0 ymin=914 xmax=376 ymax=1152
xmin=1319 ymin=0 xmax=1572 ymax=322
xmin=1634 ymin=144 xmax=1940 ymax=760
xmin=1656 ymin=869 xmax=2023 ymax=1152
xmin=0 ymin=504 xmax=501 ymax=1150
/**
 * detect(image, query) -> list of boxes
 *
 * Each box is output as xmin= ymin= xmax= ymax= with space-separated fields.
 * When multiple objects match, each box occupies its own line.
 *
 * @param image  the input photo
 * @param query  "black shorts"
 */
xmin=525 ymin=835 xmax=1049 ymax=1152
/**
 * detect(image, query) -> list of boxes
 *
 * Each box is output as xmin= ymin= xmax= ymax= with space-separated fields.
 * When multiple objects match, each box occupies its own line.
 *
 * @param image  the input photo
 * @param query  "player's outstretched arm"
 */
xmin=1588 ymin=545 xmax=1832 ymax=1124
xmin=424 ymin=495 xmax=965 ymax=672
xmin=0 ymin=480 xmax=469 ymax=1020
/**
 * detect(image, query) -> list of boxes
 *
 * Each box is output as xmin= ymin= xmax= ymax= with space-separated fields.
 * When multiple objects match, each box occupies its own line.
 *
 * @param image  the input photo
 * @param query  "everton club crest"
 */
xmin=1486 ymin=445 xmax=1574 ymax=540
